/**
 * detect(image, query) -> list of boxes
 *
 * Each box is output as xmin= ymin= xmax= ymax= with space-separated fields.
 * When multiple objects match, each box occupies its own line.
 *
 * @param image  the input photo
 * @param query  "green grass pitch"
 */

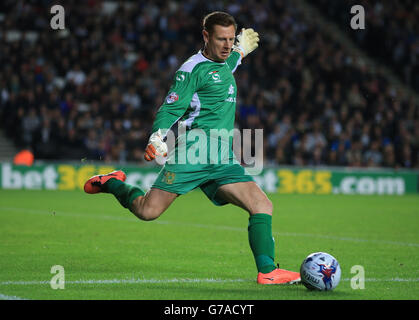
xmin=0 ymin=189 xmax=418 ymax=300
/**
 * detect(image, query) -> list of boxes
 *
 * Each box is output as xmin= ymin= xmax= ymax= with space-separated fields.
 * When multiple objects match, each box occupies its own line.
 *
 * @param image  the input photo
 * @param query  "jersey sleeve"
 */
xmin=226 ymin=51 xmax=242 ymax=73
xmin=152 ymin=70 xmax=199 ymax=136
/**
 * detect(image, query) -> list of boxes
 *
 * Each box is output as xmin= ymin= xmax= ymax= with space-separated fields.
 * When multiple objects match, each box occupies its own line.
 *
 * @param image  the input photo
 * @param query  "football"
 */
xmin=300 ymin=252 xmax=341 ymax=291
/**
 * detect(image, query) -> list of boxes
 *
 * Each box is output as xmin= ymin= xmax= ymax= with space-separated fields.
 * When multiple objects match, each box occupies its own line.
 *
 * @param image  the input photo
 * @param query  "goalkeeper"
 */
xmin=84 ymin=11 xmax=300 ymax=285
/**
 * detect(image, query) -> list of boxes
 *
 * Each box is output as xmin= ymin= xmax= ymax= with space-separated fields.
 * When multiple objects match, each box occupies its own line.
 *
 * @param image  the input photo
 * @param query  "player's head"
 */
xmin=202 ymin=11 xmax=237 ymax=62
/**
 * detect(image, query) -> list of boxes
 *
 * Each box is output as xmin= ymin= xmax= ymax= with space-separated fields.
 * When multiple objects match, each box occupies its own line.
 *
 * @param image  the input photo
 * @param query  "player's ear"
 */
xmin=202 ymin=29 xmax=209 ymax=45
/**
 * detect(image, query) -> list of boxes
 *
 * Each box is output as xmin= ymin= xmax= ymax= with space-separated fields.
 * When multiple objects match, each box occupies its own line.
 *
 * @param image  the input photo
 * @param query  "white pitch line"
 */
xmin=0 ymin=278 xmax=249 ymax=286
xmin=0 ymin=293 xmax=28 ymax=300
xmin=341 ymin=278 xmax=419 ymax=283
xmin=1 ymin=277 xmax=419 ymax=287
xmin=1 ymin=206 xmax=419 ymax=248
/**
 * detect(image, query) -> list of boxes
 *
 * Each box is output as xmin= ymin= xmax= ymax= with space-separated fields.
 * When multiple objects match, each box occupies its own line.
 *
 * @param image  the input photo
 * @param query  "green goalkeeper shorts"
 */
xmin=151 ymin=163 xmax=254 ymax=206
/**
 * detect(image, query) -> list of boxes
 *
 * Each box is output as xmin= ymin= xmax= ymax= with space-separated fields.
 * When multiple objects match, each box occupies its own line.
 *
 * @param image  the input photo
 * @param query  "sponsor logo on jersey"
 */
xmin=212 ymin=74 xmax=221 ymax=81
xmin=208 ymin=71 xmax=221 ymax=82
xmin=166 ymin=92 xmax=179 ymax=104
xmin=228 ymin=84 xmax=234 ymax=94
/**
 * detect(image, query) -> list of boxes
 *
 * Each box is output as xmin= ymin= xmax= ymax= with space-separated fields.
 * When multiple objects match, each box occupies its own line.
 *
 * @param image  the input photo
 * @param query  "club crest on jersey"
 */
xmin=166 ymin=92 xmax=179 ymax=104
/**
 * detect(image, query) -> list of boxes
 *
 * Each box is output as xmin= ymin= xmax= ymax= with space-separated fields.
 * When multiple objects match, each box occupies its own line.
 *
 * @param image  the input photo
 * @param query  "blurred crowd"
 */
xmin=0 ymin=0 xmax=418 ymax=168
xmin=314 ymin=0 xmax=419 ymax=92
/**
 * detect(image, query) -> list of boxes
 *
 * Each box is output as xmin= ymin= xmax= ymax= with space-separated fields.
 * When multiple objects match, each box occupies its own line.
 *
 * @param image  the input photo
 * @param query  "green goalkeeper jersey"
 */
xmin=152 ymin=50 xmax=242 ymax=167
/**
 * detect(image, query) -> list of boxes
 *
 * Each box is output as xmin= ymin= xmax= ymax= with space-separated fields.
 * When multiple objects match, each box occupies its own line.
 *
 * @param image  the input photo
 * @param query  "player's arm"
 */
xmin=226 ymin=51 xmax=242 ymax=74
xmin=145 ymin=70 xmax=198 ymax=161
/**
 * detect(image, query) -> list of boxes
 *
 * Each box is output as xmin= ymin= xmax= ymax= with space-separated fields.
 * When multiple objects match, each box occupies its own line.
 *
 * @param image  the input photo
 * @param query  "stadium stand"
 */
xmin=313 ymin=0 xmax=419 ymax=92
xmin=0 ymin=0 xmax=418 ymax=168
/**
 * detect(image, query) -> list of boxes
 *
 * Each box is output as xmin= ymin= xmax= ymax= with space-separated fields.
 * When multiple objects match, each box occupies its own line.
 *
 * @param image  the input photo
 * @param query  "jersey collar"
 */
xmin=198 ymin=49 xmax=226 ymax=64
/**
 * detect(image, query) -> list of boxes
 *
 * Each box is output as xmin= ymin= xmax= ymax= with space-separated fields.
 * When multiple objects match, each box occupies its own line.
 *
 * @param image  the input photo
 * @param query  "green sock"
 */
xmin=248 ymin=213 xmax=276 ymax=274
xmin=103 ymin=178 xmax=145 ymax=210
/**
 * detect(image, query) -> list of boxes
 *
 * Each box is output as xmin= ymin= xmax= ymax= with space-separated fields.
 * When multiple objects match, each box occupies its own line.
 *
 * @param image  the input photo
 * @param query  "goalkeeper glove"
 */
xmin=233 ymin=28 xmax=260 ymax=58
xmin=144 ymin=129 xmax=168 ymax=161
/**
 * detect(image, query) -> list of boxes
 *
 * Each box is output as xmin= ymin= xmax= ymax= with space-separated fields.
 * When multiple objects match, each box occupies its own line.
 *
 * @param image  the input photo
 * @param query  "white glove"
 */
xmin=233 ymin=28 xmax=260 ymax=58
xmin=144 ymin=129 xmax=168 ymax=161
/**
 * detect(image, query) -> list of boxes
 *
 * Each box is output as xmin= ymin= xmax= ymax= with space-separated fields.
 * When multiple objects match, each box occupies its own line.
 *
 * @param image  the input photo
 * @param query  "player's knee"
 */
xmin=269 ymin=198 xmax=273 ymax=214
xmin=140 ymin=213 xmax=159 ymax=221
xmin=131 ymin=199 xmax=161 ymax=221
xmin=263 ymin=198 xmax=273 ymax=215
xmin=136 ymin=206 xmax=161 ymax=221
xmin=253 ymin=197 xmax=273 ymax=215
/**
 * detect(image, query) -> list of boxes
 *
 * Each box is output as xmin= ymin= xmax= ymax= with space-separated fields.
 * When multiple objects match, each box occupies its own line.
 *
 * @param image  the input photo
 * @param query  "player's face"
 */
xmin=203 ymin=24 xmax=236 ymax=62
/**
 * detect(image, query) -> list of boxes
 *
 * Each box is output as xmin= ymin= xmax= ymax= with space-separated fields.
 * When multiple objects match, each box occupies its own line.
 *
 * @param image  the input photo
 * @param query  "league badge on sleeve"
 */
xmin=166 ymin=92 xmax=179 ymax=104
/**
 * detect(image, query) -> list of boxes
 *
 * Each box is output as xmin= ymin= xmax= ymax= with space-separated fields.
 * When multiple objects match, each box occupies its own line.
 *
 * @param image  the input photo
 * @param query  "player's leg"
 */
xmin=215 ymin=181 xmax=272 ymax=215
xmin=130 ymin=188 xmax=178 ymax=221
xmin=215 ymin=181 xmax=275 ymax=271
xmin=215 ymin=181 xmax=300 ymax=284
xmin=84 ymin=170 xmax=177 ymax=221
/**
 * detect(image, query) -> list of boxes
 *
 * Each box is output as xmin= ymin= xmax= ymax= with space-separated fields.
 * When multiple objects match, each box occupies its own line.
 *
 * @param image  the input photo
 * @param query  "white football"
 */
xmin=300 ymin=252 xmax=341 ymax=291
